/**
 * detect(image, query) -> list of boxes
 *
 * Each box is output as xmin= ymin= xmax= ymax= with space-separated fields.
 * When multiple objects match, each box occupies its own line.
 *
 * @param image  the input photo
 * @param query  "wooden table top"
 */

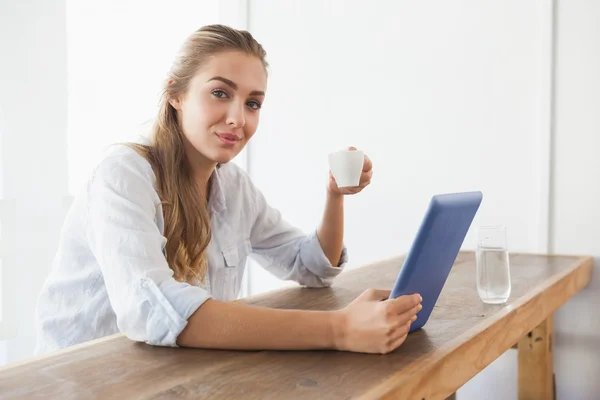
xmin=0 ymin=252 xmax=592 ymax=400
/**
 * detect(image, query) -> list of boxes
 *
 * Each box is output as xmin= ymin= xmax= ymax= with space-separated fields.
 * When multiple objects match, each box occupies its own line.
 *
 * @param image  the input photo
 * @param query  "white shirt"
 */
xmin=34 ymin=145 xmax=347 ymax=355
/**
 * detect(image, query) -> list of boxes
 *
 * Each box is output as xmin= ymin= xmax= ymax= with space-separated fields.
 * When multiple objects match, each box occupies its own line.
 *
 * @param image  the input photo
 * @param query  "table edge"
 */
xmin=0 ymin=333 xmax=124 ymax=373
xmin=358 ymin=255 xmax=594 ymax=399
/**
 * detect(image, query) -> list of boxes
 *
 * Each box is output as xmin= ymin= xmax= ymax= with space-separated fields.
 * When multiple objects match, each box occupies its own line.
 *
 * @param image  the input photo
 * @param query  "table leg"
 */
xmin=518 ymin=314 xmax=555 ymax=400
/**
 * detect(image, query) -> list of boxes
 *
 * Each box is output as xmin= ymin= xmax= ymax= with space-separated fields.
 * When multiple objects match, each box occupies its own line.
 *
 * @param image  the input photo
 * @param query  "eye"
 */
xmin=246 ymin=100 xmax=262 ymax=110
xmin=211 ymin=89 xmax=229 ymax=99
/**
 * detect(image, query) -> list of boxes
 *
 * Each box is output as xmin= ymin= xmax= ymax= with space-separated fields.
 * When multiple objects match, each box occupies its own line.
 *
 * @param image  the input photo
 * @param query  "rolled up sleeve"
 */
xmin=300 ymin=229 xmax=349 ymax=279
xmin=86 ymin=151 xmax=211 ymax=347
xmin=248 ymin=181 xmax=348 ymax=288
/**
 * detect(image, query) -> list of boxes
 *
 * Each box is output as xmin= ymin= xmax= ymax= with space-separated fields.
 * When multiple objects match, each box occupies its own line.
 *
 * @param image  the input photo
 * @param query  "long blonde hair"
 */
xmin=130 ymin=25 xmax=267 ymax=284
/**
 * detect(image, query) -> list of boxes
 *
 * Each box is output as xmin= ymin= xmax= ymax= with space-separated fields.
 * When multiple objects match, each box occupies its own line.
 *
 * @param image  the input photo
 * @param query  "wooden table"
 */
xmin=0 ymin=252 xmax=592 ymax=400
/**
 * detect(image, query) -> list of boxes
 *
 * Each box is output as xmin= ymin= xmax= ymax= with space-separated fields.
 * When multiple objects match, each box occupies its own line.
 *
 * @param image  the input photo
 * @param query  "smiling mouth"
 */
xmin=215 ymin=133 xmax=242 ymax=146
xmin=216 ymin=133 xmax=241 ymax=141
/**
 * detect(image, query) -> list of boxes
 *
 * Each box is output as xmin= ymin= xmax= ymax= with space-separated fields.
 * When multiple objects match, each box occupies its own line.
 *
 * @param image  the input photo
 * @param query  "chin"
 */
xmin=211 ymin=149 xmax=239 ymax=165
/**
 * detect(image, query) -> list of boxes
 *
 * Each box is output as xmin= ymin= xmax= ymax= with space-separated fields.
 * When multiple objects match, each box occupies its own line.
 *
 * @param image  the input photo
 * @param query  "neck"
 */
xmin=183 ymin=139 xmax=217 ymax=195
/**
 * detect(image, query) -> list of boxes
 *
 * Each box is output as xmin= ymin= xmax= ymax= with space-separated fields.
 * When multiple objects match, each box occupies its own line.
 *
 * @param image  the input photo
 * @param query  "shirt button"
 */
xmin=141 ymin=279 xmax=149 ymax=289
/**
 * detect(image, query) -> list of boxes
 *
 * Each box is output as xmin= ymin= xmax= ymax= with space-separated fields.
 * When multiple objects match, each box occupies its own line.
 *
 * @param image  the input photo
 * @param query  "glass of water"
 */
xmin=476 ymin=225 xmax=511 ymax=304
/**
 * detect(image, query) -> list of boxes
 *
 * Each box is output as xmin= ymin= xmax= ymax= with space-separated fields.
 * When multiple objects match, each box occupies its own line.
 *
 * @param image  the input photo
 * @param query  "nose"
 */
xmin=226 ymin=101 xmax=245 ymax=129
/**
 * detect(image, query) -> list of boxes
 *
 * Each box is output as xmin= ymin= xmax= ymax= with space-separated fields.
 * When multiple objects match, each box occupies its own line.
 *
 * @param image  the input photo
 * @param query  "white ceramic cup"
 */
xmin=328 ymin=149 xmax=364 ymax=188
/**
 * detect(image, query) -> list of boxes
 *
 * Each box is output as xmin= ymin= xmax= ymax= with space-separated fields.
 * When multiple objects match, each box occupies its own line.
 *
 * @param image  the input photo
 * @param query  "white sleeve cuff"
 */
xmin=137 ymin=276 xmax=211 ymax=347
xmin=299 ymin=229 xmax=348 ymax=279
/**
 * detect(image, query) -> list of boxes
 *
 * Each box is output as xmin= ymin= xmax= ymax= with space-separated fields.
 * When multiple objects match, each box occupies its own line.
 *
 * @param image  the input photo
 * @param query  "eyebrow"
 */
xmin=207 ymin=76 xmax=265 ymax=96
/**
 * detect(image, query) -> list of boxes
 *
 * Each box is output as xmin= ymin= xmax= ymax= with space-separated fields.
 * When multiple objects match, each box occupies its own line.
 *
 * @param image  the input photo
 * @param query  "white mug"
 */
xmin=328 ymin=149 xmax=364 ymax=188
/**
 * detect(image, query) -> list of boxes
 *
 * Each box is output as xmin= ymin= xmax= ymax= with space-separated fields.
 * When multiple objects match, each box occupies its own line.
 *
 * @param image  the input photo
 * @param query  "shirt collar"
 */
xmin=208 ymin=164 xmax=227 ymax=215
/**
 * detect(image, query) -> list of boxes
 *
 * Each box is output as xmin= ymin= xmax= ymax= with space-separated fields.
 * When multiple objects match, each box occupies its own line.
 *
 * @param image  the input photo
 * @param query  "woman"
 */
xmin=34 ymin=25 xmax=422 ymax=355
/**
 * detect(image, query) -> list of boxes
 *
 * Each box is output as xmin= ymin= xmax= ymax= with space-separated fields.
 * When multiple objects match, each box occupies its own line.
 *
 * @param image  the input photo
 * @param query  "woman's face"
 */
xmin=171 ymin=51 xmax=267 ymax=166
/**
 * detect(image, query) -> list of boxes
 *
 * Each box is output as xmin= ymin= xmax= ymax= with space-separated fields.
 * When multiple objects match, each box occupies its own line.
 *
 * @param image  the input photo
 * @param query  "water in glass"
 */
xmin=476 ymin=226 xmax=511 ymax=304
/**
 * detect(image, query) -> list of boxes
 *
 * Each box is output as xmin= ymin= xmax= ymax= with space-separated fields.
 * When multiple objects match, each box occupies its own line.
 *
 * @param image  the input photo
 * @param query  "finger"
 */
xmin=340 ymin=188 xmax=362 ymax=195
xmin=388 ymin=304 xmax=421 ymax=328
xmin=385 ymin=331 xmax=409 ymax=353
xmin=360 ymin=170 xmax=372 ymax=183
xmin=399 ymin=304 xmax=422 ymax=322
xmin=400 ymin=304 xmax=423 ymax=321
xmin=388 ymin=293 xmax=422 ymax=314
xmin=347 ymin=146 xmax=357 ymax=151
xmin=338 ymin=185 xmax=365 ymax=194
xmin=389 ymin=293 xmax=422 ymax=313
xmin=363 ymin=154 xmax=372 ymax=172
xmin=390 ymin=318 xmax=415 ymax=344
xmin=359 ymin=170 xmax=373 ymax=187
xmin=388 ymin=314 xmax=413 ymax=334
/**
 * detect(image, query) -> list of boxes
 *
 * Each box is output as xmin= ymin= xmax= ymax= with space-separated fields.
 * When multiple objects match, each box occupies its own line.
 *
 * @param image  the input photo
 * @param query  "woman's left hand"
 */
xmin=328 ymin=147 xmax=373 ymax=195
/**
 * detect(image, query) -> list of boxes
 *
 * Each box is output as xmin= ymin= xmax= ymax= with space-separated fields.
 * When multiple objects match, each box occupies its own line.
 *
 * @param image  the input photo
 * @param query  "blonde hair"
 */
xmin=130 ymin=25 xmax=267 ymax=283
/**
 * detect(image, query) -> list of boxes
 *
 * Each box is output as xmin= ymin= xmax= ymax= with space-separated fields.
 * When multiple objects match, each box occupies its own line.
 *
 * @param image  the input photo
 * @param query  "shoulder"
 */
xmin=93 ymin=144 xmax=155 ymax=182
xmin=87 ymin=143 xmax=158 ymax=199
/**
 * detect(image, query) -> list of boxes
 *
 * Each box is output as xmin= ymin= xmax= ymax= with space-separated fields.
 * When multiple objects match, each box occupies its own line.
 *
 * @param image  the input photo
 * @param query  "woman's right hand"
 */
xmin=333 ymin=289 xmax=422 ymax=354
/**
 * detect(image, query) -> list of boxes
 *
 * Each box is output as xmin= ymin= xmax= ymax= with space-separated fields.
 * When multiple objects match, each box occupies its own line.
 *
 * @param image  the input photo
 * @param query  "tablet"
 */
xmin=390 ymin=191 xmax=483 ymax=333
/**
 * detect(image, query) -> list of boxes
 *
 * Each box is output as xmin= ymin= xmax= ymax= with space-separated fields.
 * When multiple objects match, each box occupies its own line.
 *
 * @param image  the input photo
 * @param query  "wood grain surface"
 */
xmin=0 ymin=252 xmax=592 ymax=400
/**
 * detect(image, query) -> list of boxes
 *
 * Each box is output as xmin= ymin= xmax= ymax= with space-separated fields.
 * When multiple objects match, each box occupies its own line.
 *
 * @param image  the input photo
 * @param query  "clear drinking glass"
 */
xmin=476 ymin=225 xmax=511 ymax=304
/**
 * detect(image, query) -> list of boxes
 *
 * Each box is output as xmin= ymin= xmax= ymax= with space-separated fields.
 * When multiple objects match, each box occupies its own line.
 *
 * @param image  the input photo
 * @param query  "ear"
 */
xmin=167 ymin=79 xmax=182 ymax=111
xmin=169 ymin=96 xmax=182 ymax=111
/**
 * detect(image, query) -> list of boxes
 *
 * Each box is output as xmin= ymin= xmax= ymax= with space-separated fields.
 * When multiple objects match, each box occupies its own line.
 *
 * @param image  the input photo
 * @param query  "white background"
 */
xmin=1 ymin=0 xmax=599 ymax=398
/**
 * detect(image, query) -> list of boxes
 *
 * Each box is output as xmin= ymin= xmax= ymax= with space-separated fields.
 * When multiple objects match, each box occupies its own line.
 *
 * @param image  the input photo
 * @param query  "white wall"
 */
xmin=247 ymin=0 xmax=547 ymax=284
xmin=551 ymin=1 xmax=600 ymax=398
xmin=0 ymin=0 xmax=69 ymax=364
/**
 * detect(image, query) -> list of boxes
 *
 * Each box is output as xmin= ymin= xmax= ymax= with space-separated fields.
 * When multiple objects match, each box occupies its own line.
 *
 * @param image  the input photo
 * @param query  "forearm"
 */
xmin=176 ymin=299 xmax=340 ymax=350
xmin=316 ymin=191 xmax=344 ymax=266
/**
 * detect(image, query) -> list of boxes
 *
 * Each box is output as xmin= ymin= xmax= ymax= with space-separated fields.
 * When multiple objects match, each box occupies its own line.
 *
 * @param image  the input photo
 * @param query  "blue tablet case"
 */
xmin=390 ymin=191 xmax=483 ymax=332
